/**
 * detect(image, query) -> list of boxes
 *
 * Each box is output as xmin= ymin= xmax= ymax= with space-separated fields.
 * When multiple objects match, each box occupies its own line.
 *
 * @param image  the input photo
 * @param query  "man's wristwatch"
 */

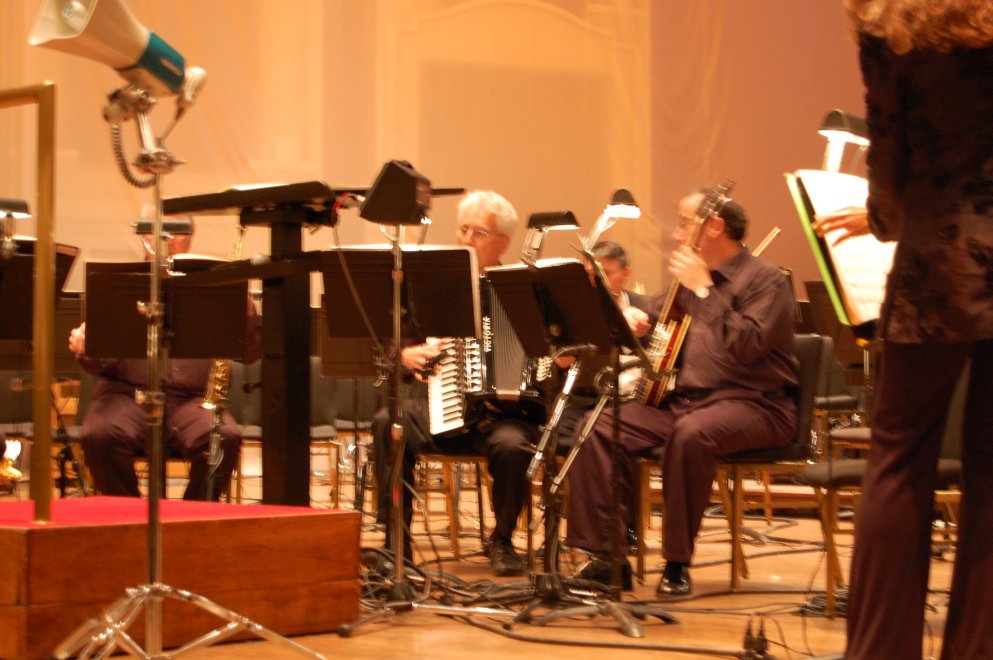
xmin=694 ymin=284 xmax=711 ymax=299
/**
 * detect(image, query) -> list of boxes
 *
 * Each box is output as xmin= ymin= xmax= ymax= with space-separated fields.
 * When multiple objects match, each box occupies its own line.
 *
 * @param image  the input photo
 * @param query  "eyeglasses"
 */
xmin=676 ymin=216 xmax=713 ymax=231
xmin=457 ymin=224 xmax=496 ymax=240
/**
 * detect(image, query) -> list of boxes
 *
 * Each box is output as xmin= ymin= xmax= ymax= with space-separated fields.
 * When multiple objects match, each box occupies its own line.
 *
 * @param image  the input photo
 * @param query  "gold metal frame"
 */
xmin=0 ymin=82 xmax=56 ymax=521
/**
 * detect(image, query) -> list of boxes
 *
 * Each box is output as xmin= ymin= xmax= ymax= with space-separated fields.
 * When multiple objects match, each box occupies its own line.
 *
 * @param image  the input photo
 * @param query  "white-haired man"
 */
xmin=372 ymin=190 xmax=538 ymax=577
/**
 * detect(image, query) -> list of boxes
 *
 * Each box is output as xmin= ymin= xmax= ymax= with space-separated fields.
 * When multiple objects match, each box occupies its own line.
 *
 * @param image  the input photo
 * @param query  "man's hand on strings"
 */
xmin=812 ymin=206 xmax=871 ymax=246
xmin=623 ymin=306 xmax=650 ymax=337
xmin=669 ymin=245 xmax=712 ymax=294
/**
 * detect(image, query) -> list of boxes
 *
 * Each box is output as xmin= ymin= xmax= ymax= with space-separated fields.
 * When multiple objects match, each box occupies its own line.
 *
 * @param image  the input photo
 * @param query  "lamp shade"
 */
xmin=0 ymin=199 xmax=31 ymax=219
xmin=605 ymin=188 xmax=641 ymax=220
xmin=526 ymin=211 xmax=578 ymax=231
xmin=818 ymin=109 xmax=869 ymax=145
xmin=610 ymin=188 xmax=637 ymax=207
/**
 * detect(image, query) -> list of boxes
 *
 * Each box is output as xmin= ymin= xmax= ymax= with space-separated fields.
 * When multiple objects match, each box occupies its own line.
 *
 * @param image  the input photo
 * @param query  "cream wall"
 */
xmin=1 ymin=0 xmax=862 ymax=304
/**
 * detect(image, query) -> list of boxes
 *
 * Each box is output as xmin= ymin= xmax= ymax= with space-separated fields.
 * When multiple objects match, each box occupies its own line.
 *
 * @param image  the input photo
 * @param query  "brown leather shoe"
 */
xmin=656 ymin=561 xmax=691 ymax=597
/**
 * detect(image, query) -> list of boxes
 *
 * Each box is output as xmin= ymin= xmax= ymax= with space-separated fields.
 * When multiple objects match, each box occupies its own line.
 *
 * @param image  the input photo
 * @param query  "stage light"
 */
xmin=521 ymin=211 xmax=578 ymax=263
xmin=818 ymin=109 xmax=869 ymax=173
xmin=583 ymin=188 xmax=641 ymax=251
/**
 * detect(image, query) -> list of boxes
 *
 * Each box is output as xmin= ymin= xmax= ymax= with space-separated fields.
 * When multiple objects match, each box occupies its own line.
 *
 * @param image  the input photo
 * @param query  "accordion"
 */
xmin=428 ymin=278 xmax=549 ymax=436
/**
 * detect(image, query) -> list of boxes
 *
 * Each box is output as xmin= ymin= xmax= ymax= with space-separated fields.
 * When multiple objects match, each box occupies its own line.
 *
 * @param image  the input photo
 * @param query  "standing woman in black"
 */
xmin=818 ymin=1 xmax=993 ymax=657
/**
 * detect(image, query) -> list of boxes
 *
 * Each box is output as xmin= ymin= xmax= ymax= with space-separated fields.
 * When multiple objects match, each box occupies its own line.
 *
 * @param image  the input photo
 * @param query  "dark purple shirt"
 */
xmin=665 ymin=247 xmax=799 ymax=393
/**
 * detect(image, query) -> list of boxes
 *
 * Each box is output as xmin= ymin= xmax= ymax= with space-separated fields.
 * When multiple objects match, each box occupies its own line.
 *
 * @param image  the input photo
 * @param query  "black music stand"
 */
xmin=322 ymin=245 xmax=480 ymax=551
xmin=84 ymin=261 xmax=249 ymax=361
xmin=484 ymin=258 xmax=676 ymax=637
xmin=56 ymin=259 xmax=324 ymax=658
xmin=319 ymin=333 xmax=379 ymax=513
xmin=323 ymin=247 xmax=523 ymax=632
xmin=0 ymin=242 xmax=84 ymax=495
xmin=0 ymin=239 xmax=79 ymax=341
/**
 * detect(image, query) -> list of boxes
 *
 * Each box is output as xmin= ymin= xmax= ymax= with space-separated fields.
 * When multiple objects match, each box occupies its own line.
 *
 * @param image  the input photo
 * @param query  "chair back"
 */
xmin=791 ymin=333 xmax=828 ymax=451
xmin=720 ymin=333 xmax=826 ymax=464
xmin=310 ymin=355 xmax=337 ymax=426
xmin=0 ymin=369 xmax=33 ymax=436
xmin=333 ymin=377 xmax=379 ymax=432
xmin=234 ymin=360 xmax=262 ymax=439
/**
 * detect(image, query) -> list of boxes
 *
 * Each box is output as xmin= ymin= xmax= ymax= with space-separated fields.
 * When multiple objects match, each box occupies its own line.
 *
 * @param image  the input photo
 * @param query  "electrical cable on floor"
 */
xmin=455 ymin=615 xmax=747 ymax=658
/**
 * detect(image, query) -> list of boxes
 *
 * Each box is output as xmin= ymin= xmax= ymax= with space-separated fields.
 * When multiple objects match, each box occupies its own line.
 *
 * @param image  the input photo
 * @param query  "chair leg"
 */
xmin=329 ymin=441 xmax=340 ymax=509
xmin=818 ymin=487 xmax=843 ymax=618
xmin=760 ymin=470 xmax=774 ymax=525
xmin=718 ymin=467 xmax=749 ymax=589
xmin=729 ymin=468 xmax=742 ymax=591
xmin=636 ymin=462 xmax=650 ymax=582
xmin=475 ymin=462 xmax=486 ymax=548
xmin=444 ymin=462 xmax=462 ymax=559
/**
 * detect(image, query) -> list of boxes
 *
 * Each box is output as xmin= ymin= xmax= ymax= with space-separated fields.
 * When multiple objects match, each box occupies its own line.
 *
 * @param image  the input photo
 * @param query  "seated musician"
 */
xmin=371 ymin=190 xmax=537 ymax=577
xmin=68 ymin=206 xmax=260 ymax=501
xmin=565 ymin=189 xmax=799 ymax=594
xmin=557 ymin=240 xmax=654 ymax=443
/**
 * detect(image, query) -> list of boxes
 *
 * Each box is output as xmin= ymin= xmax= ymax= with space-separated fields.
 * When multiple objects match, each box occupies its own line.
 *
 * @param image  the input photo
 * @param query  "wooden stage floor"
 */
xmin=2 ymin=460 xmax=956 ymax=659
xmin=165 ymin=474 xmax=956 ymax=660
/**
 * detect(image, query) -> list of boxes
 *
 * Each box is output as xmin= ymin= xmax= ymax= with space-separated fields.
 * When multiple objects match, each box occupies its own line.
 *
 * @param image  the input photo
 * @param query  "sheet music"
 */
xmin=794 ymin=169 xmax=895 ymax=326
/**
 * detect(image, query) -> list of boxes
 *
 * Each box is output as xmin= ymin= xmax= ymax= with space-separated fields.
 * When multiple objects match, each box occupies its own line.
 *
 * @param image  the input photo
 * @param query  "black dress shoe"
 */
xmin=656 ymin=561 xmax=691 ymax=597
xmin=490 ymin=540 xmax=525 ymax=577
xmin=575 ymin=555 xmax=634 ymax=591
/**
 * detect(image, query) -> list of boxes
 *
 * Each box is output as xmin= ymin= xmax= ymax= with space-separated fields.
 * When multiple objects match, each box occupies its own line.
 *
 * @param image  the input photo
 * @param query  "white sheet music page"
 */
xmin=797 ymin=169 xmax=896 ymax=326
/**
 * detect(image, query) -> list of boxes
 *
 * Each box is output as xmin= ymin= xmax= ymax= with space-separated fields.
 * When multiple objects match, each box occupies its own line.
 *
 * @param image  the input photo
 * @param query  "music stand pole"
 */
xmin=332 ymin=245 xmax=522 ymax=636
xmin=483 ymin=259 xmax=676 ymax=636
xmin=143 ymin=174 xmax=167 ymax=653
xmin=387 ymin=227 xmax=416 ymax=600
xmin=54 ymin=103 xmax=323 ymax=660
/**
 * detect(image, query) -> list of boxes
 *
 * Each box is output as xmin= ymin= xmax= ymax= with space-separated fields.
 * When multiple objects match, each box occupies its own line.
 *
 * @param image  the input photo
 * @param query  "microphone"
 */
xmin=11 ymin=376 xmax=70 ymax=392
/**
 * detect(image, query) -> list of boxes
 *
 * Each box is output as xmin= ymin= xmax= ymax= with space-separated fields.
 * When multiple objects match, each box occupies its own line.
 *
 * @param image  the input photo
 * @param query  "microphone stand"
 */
xmin=474 ymin=259 xmax=675 ymax=636
xmin=202 ymin=397 xmax=228 ymax=501
xmin=337 ymin=230 xmax=520 ymax=637
xmin=51 ymin=389 xmax=89 ymax=498
xmin=54 ymin=87 xmax=322 ymax=660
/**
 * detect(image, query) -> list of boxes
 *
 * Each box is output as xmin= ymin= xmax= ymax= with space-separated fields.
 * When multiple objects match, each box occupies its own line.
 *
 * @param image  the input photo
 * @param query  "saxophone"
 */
xmin=201 ymin=225 xmax=247 ymax=410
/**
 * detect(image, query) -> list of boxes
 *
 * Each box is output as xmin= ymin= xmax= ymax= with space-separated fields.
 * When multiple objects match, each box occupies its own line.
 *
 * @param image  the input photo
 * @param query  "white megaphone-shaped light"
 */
xmin=28 ymin=0 xmax=196 ymax=100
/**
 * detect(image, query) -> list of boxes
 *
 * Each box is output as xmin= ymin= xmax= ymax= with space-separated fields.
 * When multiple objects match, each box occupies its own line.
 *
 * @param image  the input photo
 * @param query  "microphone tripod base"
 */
xmin=491 ymin=571 xmax=678 ymax=638
xmin=52 ymin=582 xmax=324 ymax=659
xmin=388 ymin=579 xmax=418 ymax=602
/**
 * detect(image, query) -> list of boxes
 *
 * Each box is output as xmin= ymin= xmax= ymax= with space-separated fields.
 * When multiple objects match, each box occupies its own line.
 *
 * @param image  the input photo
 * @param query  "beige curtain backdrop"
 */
xmin=1 ymin=0 xmax=862 ymax=308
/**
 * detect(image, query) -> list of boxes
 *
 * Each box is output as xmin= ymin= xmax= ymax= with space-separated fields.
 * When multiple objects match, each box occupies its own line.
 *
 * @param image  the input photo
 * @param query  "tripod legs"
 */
xmin=53 ymin=433 xmax=88 ymax=497
xmin=53 ymin=583 xmax=325 ymax=659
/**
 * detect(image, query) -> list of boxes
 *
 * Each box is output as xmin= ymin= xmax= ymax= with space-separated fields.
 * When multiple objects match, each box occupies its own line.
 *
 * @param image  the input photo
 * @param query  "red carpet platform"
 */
xmin=0 ymin=497 xmax=360 ymax=659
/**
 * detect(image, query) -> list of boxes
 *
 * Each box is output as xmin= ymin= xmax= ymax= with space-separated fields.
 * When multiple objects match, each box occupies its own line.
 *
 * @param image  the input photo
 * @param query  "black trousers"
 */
xmin=81 ymin=391 xmax=241 ymax=501
xmin=372 ymin=402 xmax=536 ymax=545
xmin=846 ymin=340 xmax=993 ymax=659
xmin=565 ymin=390 xmax=795 ymax=562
